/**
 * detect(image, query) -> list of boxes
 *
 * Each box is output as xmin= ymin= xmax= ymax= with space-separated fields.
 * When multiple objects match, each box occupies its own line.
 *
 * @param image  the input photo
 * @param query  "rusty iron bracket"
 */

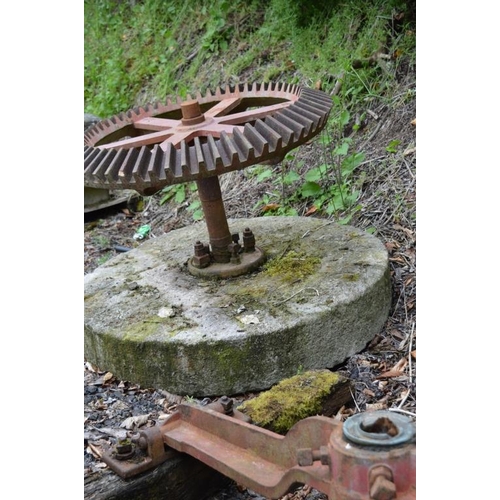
xmin=102 ymin=398 xmax=415 ymax=500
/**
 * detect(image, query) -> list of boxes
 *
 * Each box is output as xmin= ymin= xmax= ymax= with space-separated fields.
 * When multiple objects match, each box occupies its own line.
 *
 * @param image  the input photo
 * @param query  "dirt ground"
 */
xmin=84 ymin=67 xmax=416 ymax=499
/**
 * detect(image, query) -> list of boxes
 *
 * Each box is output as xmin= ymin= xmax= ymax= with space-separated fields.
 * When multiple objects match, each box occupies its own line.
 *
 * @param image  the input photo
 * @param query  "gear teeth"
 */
xmin=84 ymin=148 xmax=108 ymax=178
xmin=274 ymin=113 xmax=306 ymax=141
xmin=280 ymin=107 xmax=314 ymax=135
xmin=84 ymin=83 xmax=332 ymax=190
xmin=147 ymin=146 xmax=167 ymax=185
xmin=161 ymin=143 xmax=179 ymax=183
xmin=206 ymin=135 xmax=223 ymax=171
xmin=178 ymin=141 xmax=190 ymax=178
xmin=105 ymin=149 xmax=129 ymax=183
xmin=263 ymin=115 xmax=294 ymax=146
xmin=232 ymin=127 xmax=255 ymax=163
xmin=117 ymin=148 xmax=139 ymax=185
xmin=243 ymin=123 xmax=270 ymax=157
xmin=93 ymin=149 xmax=118 ymax=181
xmin=84 ymin=146 xmax=96 ymax=161
xmin=193 ymin=137 xmax=205 ymax=173
xmin=131 ymin=146 xmax=152 ymax=190
xmin=219 ymin=132 xmax=239 ymax=168
xmin=301 ymin=90 xmax=333 ymax=109
xmin=293 ymin=101 xmax=325 ymax=124
xmin=254 ymin=119 xmax=283 ymax=153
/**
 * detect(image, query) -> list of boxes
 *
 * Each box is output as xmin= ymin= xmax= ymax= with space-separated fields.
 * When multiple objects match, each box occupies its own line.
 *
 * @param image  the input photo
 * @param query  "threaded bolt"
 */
xmin=242 ymin=227 xmax=255 ymax=252
xmin=369 ymin=465 xmax=396 ymax=500
xmin=219 ymin=396 xmax=234 ymax=415
xmin=228 ymin=241 xmax=241 ymax=264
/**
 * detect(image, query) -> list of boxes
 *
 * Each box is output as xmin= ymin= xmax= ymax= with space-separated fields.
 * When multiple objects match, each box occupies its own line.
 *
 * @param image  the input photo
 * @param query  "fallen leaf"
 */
xmin=390 ymin=329 xmax=405 ymax=340
xmin=305 ymin=206 xmax=318 ymax=216
xmin=392 ymin=357 xmax=408 ymax=372
xmin=376 ymin=369 xmax=405 ymax=379
xmin=262 ymin=203 xmax=280 ymax=213
xmin=315 ymin=80 xmax=322 ymax=90
xmin=120 ymin=414 xmax=150 ymax=430
xmin=411 ymin=118 xmax=416 ymax=126
xmin=103 ymin=372 xmax=114 ymax=383
xmin=404 ymin=276 xmax=413 ymax=286
xmin=411 ymin=350 xmax=416 ymax=359
xmin=385 ymin=241 xmax=398 ymax=254
xmin=87 ymin=443 xmax=103 ymax=458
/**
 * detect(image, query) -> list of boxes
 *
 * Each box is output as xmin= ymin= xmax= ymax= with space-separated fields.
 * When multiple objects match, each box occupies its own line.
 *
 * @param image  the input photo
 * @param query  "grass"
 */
xmin=84 ymin=0 xmax=415 ymax=117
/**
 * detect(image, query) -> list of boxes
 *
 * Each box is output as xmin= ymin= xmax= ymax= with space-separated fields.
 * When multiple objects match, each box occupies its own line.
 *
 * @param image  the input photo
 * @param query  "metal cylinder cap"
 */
xmin=343 ymin=410 xmax=415 ymax=447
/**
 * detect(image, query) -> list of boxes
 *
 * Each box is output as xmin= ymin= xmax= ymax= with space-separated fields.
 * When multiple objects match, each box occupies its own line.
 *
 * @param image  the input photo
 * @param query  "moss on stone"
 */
xmin=342 ymin=273 xmax=360 ymax=282
xmin=122 ymin=316 xmax=167 ymax=342
xmin=262 ymin=250 xmax=321 ymax=283
xmin=238 ymin=369 xmax=347 ymax=434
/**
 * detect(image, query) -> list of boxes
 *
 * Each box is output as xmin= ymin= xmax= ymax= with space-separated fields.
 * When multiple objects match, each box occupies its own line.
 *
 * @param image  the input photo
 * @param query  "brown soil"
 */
xmin=84 ymin=64 xmax=415 ymax=500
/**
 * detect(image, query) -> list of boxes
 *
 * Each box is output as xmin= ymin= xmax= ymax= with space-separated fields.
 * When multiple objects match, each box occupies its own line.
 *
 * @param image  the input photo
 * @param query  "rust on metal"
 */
xmin=84 ymin=82 xmax=332 ymax=194
xmin=84 ymin=82 xmax=332 ymax=278
xmin=102 ymin=400 xmax=416 ymax=499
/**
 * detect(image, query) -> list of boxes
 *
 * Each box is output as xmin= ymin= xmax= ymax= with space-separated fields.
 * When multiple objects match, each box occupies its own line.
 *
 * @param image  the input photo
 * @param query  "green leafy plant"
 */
xmin=159 ymin=182 xmax=204 ymax=221
xmin=386 ymin=139 xmax=401 ymax=153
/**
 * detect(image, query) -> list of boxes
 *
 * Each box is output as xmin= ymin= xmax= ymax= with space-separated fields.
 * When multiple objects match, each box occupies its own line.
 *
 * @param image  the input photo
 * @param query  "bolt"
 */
xmin=242 ymin=227 xmax=255 ymax=252
xmin=231 ymin=233 xmax=240 ymax=244
xmin=114 ymin=438 xmax=135 ymax=460
xmin=194 ymin=241 xmax=207 ymax=256
xmin=297 ymin=446 xmax=330 ymax=466
xmin=192 ymin=241 xmax=211 ymax=268
xmin=369 ymin=465 xmax=396 ymax=500
xmin=115 ymin=438 xmax=132 ymax=454
xmin=219 ymin=396 xmax=234 ymax=415
xmin=228 ymin=242 xmax=241 ymax=264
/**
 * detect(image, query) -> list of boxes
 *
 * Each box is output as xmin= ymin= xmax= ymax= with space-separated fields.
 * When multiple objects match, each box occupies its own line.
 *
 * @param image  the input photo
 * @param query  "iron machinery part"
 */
xmin=101 ymin=401 xmax=416 ymax=500
xmin=342 ymin=410 xmax=415 ymax=447
xmin=84 ymin=82 xmax=332 ymax=196
xmin=84 ymin=82 xmax=332 ymax=278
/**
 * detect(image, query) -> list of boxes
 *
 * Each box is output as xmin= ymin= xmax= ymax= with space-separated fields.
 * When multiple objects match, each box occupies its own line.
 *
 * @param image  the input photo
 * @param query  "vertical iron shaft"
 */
xmin=196 ymin=177 xmax=231 ymax=263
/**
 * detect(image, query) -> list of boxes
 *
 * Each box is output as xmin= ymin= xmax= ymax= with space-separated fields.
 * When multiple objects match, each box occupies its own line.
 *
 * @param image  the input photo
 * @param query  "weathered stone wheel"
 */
xmin=84 ymin=82 xmax=332 ymax=196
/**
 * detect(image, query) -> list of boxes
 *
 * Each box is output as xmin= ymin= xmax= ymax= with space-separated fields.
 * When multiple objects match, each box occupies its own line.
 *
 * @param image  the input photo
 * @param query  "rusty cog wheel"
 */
xmin=84 ymin=82 xmax=332 ymax=196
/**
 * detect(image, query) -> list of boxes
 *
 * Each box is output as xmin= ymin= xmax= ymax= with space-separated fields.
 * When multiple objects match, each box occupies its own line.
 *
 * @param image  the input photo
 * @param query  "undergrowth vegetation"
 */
xmin=84 ymin=0 xmax=415 ymax=223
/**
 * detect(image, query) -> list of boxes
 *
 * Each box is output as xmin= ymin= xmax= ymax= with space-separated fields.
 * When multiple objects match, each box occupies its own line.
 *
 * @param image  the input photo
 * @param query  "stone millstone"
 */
xmin=84 ymin=216 xmax=391 ymax=396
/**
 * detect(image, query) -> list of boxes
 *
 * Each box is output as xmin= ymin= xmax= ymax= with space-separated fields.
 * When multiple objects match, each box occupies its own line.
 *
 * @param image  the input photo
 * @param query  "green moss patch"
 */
xmin=263 ymin=250 xmax=320 ymax=283
xmin=238 ymin=369 xmax=351 ymax=434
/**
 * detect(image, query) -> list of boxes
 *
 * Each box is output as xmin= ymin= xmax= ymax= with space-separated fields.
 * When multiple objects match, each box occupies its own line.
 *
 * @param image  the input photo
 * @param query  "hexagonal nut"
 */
xmin=369 ymin=475 xmax=396 ymax=500
xmin=297 ymin=448 xmax=313 ymax=466
xmin=192 ymin=254 xmax=211 ymax=268
xmin=219 ymin=396 xmax=233 ymax=414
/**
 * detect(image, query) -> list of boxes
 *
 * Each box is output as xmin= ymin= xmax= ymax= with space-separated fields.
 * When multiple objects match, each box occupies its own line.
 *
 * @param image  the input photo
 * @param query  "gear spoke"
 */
xmin=215 ymin=101 xmax=294 ymax=126
xmin=133 ymin=117 xmax=179 ymax=131
xmin=205 ymin=97 xmax=242 ymax=118
xmin=99 ymin=129 xmax=176 ymax=150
